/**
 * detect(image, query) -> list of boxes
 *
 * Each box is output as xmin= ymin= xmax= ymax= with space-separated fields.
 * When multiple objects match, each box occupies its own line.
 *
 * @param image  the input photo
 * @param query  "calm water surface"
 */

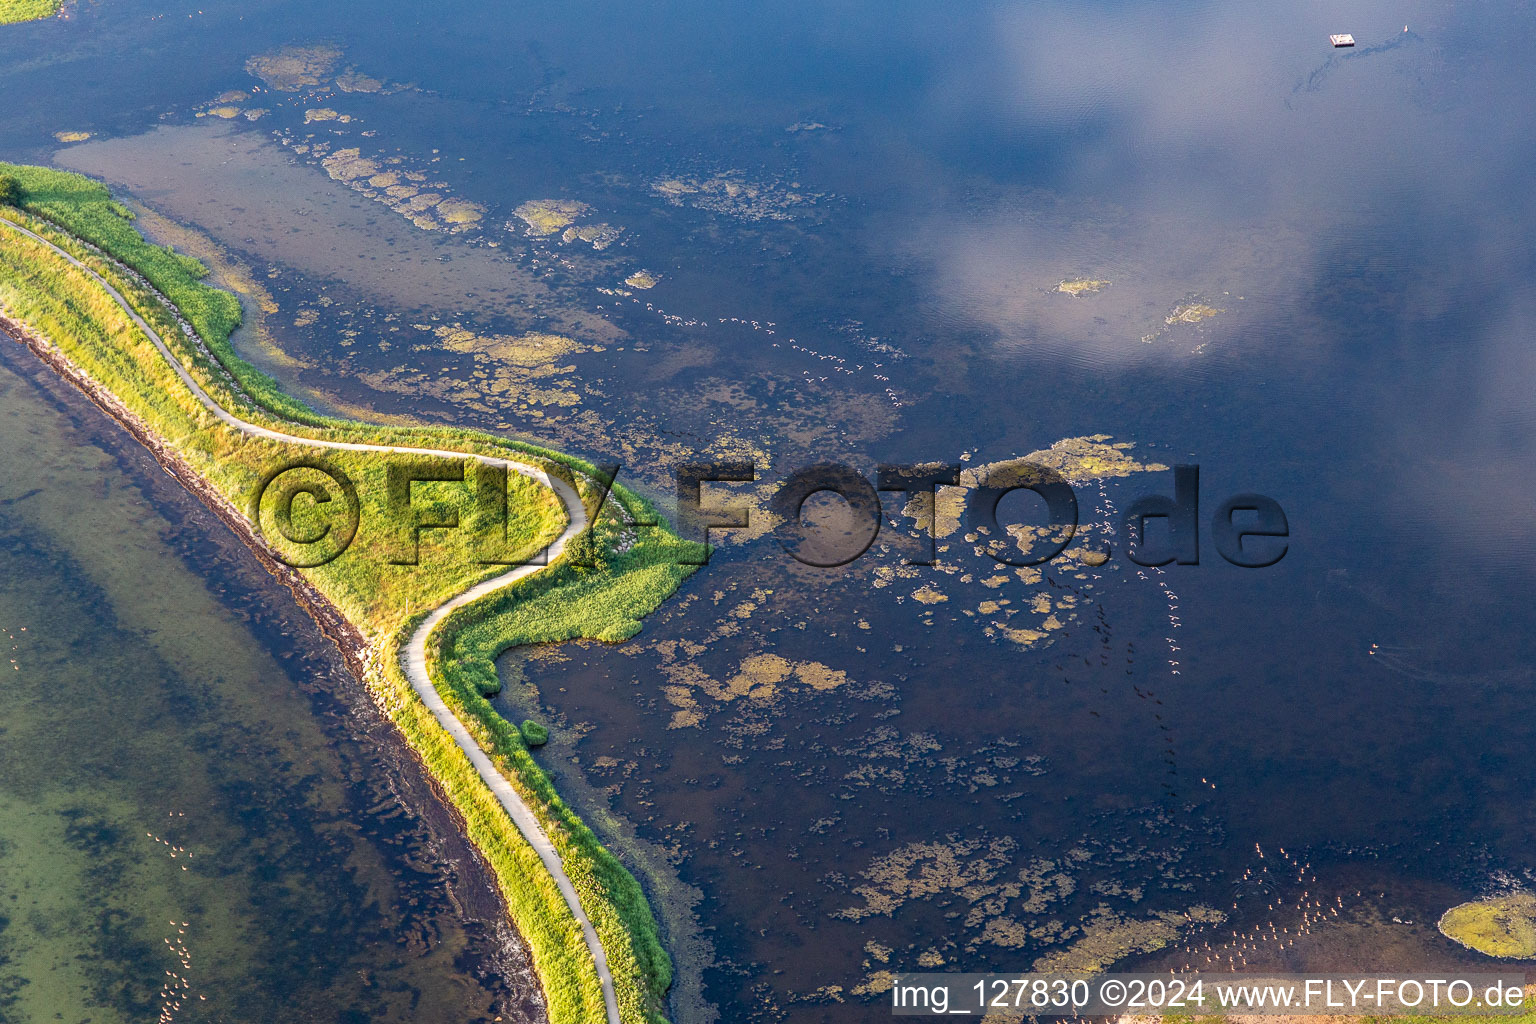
xmin=3 ymin=1 xmax=1535 ymax=1021
xmin=0 ymin=344 xmax=540 ymax=1020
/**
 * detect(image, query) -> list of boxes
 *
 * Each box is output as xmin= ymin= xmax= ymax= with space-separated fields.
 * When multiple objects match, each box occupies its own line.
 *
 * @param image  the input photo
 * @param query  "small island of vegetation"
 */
xmin=0 ymin=0 xmax=61 ymax=25
xmin=1439 ymin=891 xmax=1536 ymax=960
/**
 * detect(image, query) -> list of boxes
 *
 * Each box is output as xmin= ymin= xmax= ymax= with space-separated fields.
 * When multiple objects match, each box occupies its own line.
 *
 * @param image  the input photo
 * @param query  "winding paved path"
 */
xmin=0 ymin=213 xmax=622 ymax=1024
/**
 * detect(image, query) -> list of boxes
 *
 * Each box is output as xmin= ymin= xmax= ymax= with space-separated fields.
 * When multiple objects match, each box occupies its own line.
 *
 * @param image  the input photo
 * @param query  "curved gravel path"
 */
xmin=0 ymin=213 xmax=621 ymax=1024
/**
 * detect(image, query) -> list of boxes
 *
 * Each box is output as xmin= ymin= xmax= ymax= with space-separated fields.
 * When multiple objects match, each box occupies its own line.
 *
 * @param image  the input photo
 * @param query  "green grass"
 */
xmin=1 ymin=163 xmax=701 ymax=1024
xmin=0 ymin=0 xmax=61 ymax=25
xmin=431 ymin=518 xmax=701 ymax=1014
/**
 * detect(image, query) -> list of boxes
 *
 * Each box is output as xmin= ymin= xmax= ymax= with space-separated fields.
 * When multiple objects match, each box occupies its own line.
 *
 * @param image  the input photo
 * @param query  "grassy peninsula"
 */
xmin=0 ymin=0 xmax=61 ymax=25
xmin=0 ymin=163 xmax=699 ymax=1024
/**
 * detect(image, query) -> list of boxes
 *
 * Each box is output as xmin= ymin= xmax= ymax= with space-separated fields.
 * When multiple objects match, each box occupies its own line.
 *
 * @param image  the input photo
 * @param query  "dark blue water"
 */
xmin=4 ymin=1 xmax=1536 ymax=1021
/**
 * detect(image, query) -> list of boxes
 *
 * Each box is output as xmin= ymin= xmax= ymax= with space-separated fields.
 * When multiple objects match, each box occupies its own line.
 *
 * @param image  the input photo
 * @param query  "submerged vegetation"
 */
xmin=1166 ymin=302 xmax=1221 ymax=325
xmin=879 ymin=436 xmax=1166 ymax=650
xmin=1141 ymin=299 xmax=1224 ymax=347
xmin=515 ymin=199 xmax=591 ymax=236
xmin=650 ymin=172 xmax=824 ymax=221
xmin=1056 ymin=278 xmax=1109 ymax=296
xmin=0 ymin=162 xmax=701 ymax=1024
xmin=1030 ymin=906 xmax=1224 ymax=973
xmin=244 ymin=44 xmax=344 ymax=91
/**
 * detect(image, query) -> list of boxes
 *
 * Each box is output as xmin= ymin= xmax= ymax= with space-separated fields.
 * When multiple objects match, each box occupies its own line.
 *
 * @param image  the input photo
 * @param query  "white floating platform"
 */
xmin=1330 ymin=33 xmax=1356 ymax=47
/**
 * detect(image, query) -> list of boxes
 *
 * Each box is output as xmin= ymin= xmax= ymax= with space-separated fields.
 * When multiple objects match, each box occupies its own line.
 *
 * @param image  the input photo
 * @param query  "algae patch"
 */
xmin=835 ymin=837 xmax=1022 ymax=922
xmin=335 ymin=70 xmax=384 ymax=93
xmin=624 ymin=269 xmax=659 ymax=290
xmin=655 ymin=648 xmax=857 ymax=729
xmin=1141 ymin=298 xmax=1226 ymax=347
xmin=1438 ymin=891 xmax=1536 ymax=959
xmin=1057 ymin=279 xmax=1109 ymax=297
xmin=433 ymin=324 xmax=587 ymax=367
xmin=436 ymin=198 xmax=486 ymax=226
xmin=651 ymin=172 xmax=824 ymax=221
xmin=883 ymin=436 xmax=1165 ymax=650
xmin=1166 ymin=302 xmax=1221 ymax=325
xmin=355 ymin=323 xmax=597 ymax=420
xmin=245 ymin=44 xmax=343 ymax=91
xmin=1031 ymin=905 xmax=1225 ymax=973
xmin=513 ymin=199 xmax=590 ymax=236
xmin=835 ymin=827 xmax=1219 ymax=984
xmin=274 ymin=132 xmax=483 ymax=234
xmin=902 ymin=436 xmax=1166 ymax=541
xmin=320 ymin=147 xmax=379 ymax=183
xmin=53 ymin=131 xmax=92 ymax=143
xmin=561 ymin=222 xmax=623 ymax=250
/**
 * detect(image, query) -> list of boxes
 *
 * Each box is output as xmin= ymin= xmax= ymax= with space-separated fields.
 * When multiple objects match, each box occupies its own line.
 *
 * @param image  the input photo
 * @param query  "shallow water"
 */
xmin=5 ymin=0 xmax=1536 ymax=1021
xmin=0 ymin=341 xmax=541 ymax=1021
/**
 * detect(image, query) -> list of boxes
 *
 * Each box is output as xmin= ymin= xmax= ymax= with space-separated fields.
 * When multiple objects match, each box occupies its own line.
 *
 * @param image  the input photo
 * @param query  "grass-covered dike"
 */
xmin=0 ymin=163 xmax=701 ymax=1024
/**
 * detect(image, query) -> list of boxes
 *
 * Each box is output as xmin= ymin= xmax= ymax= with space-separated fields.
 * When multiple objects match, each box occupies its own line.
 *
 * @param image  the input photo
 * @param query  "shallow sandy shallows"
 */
xmin=54 ymin=122 xmax=619 ymax=345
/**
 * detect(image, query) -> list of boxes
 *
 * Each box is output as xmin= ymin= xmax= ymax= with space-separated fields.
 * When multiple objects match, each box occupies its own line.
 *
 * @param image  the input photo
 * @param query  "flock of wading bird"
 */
xmin=1176 ymin=845 xmax=1364 ymax=972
